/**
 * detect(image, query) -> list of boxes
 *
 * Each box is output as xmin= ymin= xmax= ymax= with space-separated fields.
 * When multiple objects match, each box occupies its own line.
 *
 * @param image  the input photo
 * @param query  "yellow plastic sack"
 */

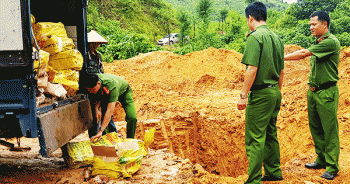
xmin=92 ymin=138 xmax=148 ymax=179
xmin=37 ymin=35 xmax=74 ymax=55
xmin=31 ymin=14 xmax=35 ymax=25
xmin=33 ymin=22 xmax=68 ymax=39
xmin=144 ymin=128 xmax=156 ymax=148
xmin=65 ymin=133 xmax=120 ymax=168
xmin=33 ymin=48 xmax=50 ymax=69
xmin=65 ymin=131 xmax=155 ymax=178
xmin=49 ymin=49 xmax=83 ymax=70
xmin=32 ymin=48 xmax=50 ymax=77
xmin=52 ymin=69 xmax=79 ymax=91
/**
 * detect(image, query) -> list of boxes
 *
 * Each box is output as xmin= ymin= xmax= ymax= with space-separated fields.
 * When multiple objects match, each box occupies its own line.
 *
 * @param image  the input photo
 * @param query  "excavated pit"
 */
xmin=109 ymin=45 xmax=350 ymax=183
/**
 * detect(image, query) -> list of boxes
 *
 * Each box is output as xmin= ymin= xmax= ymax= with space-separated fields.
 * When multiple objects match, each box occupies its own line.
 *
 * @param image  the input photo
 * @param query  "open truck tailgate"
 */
xmin=37 ymin=95 xmax=93 ymax=156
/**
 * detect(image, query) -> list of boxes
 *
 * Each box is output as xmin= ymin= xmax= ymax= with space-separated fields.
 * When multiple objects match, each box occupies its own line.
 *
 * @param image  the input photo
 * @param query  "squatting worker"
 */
xmin=237 ymin=2 xmax=284 ymax=183
xmin=87 ymin=30 xmax=107 ymax=74
xmin=284 ymin=11 xmax=340 ymax=180
xmin=83 ymin=73 xmax=138 ymax=142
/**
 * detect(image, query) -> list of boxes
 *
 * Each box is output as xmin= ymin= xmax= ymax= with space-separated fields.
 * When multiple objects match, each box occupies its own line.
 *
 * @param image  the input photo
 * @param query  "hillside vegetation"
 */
xmin=86 ymin=0 xmax=350 ymax=62
xmin=164 ymin=0 xmax=289 ymax=15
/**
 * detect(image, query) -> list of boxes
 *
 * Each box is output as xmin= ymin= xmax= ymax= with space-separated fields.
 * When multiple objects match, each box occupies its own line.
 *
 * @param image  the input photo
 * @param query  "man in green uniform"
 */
xmin=83 ymin=73 xmax=137 ymax=142
xmin=237 ymin=2 xmax=285 ymax=183
xmin=284 ymin=11 xmax=340 ymax=180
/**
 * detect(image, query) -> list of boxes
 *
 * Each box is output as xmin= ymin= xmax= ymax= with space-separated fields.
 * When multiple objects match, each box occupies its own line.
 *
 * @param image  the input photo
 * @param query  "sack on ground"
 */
xmin=65 ymin=131 xmax=155 ymax=178
xmin=91 ymin=138 xmax=148 ymax=179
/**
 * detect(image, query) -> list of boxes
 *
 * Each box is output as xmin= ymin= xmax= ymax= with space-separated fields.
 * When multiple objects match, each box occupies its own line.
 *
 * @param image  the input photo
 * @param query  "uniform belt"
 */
xmin=250 ymin=84 xmax=276 ymax=91
xmin=309 ymin=81 xmax=336 ymax=92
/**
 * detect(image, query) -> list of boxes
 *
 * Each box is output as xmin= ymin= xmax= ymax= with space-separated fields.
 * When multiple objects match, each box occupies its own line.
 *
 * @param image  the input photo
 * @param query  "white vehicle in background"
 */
xmin=157 ymin=33 xmax=189 ymax=46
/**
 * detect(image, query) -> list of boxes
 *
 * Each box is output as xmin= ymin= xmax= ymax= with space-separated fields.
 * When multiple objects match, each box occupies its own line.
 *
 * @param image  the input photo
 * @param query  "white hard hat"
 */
xmin=87 ymin=30 xmax=108 ymax=44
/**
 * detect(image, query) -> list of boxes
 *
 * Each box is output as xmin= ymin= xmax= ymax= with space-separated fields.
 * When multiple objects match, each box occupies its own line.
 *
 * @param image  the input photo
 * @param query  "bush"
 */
xmin=295 ymin=21 xmax=311 ymax=36
xmin=289 ymin=33 xmax=314 ymax=48
xmin=331 ymin=17 xmax=350 ymax=35
xmin=275 ymin=28 xmax=314 ymax=49
xmin=286 ymin=0 xmax=338 ymax=20
xmin=275 ymin=15 xmax=298 ymax=29
xmin=336 ymin=32 xmax=350 ymax=47
xmin=94 ymin=20 xmax=161 ymax=62
xmin=224 ymin=38 xmax=246 ymax=53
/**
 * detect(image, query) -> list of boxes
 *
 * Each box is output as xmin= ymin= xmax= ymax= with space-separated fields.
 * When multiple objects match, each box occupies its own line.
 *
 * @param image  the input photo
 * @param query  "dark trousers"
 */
xmin=88 ymin=115 xmax=118 ymax=138
xmin=88 ymin=99 xmax=118 ymax=138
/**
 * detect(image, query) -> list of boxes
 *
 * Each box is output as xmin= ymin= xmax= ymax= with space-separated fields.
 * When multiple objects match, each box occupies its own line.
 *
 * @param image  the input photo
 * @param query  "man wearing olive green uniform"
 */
xmin=237 ymin=2 xmax=284 ymax=184
xmin=285 ymin=11 xmax=340 ymax=180
xmin=84 ymin=73 xmax=137 ymax=142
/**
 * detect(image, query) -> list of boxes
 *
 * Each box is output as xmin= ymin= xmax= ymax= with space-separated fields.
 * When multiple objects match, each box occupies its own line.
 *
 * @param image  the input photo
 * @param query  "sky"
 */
xmin=285 ymin=0 xmax=298 ymax=4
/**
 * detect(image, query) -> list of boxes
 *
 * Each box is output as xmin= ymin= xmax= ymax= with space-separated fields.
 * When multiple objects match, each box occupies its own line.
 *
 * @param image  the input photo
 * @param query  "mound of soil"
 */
xmin=108 ymin=45 xmax=350 ymax=183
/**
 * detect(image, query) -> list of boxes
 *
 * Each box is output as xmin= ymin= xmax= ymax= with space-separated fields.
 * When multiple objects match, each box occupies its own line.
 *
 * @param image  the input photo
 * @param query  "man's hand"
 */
xmin=90 ymin=131 xmax=103 ymax=143
xmin=95 ymin=109 xmax=102 ymax=122
xmin=237 ymin=98 xmax=248 ymax=110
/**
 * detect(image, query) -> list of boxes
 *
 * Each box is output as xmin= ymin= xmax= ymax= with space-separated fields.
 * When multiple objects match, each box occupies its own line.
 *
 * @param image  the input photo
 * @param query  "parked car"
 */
xmin=157 ymin=33 xmax=189 ymax=46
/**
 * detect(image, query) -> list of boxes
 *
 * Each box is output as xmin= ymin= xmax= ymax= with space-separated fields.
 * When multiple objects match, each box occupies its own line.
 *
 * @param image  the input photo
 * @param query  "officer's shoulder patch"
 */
xmin=102 ymin=87 xmax=110 ymax=95
xmin=319 ymin=36 xmax=329 ymax=43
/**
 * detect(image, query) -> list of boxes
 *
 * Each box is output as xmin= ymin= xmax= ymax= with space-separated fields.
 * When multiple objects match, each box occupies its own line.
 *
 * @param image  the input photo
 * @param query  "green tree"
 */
xmin=336 ymin=32 xmax=350 ymax=47
xmin=177 ymin=10 xmax=192 ymax=45
xmin=94 ymin=20 xmax=160 ymax=62
xmin=266 ymin=9 xmax=284 ymax=28
xmin=330 ymin=0 xmax=350 ymax=19
xmin=275 ymin=14 xmax=298 ymax=29
xmin=331 ymin=17 xmax=350 ymax=35
xmin=246 ymin=0 xmax=257 ymax=3
xmin=197 ymin=0 xmax=213 ymax=24
xmin=286 ymin=0 xmax=339 ymax=20
xmin=219 ymin=9 xmax=229 ymax=30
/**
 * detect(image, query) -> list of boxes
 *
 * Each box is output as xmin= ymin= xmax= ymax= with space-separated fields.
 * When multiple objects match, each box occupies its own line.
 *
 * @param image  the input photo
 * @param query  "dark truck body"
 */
xmin=0 ymin=0 xmax=93 ymax=157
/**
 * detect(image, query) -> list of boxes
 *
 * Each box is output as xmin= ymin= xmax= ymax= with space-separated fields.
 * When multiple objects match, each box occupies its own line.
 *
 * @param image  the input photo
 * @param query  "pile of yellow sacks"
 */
xmin=65 ymin=129 xmax=156 ymax=179
xmin=32 ymin=15 xmax=82 ymax=103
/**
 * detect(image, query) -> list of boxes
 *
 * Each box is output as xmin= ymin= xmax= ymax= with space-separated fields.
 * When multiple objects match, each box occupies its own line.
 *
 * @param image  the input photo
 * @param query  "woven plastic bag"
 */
xmin=33 ymin=48 xmax=50 ymax=77
xmin=33 ymin=22 xmax=68 ymax=39
xmin=91 ymin=138 xmax=148 ymax=179
xmin=65 ymin=133 xmax=121 ymax=168
xmin=49 ymin=49 xmax=83 ymax=70
xmin=52 ymin=69 xmax=79 ymax=91
xmin=65 ymin=131 xmax=155 ymax=178
xmin=38 ymin=35 xmax=74 ymax=55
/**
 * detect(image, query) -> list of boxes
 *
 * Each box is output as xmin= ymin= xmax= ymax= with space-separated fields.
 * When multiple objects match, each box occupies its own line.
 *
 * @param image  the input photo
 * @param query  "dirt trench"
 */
xmin=111 ymin=45 xmax=350 ymax=183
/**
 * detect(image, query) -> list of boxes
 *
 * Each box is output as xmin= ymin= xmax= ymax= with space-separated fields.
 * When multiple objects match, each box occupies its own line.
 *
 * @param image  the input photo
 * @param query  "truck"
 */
xmin=0 ymin=0 xmax=93 ymax=157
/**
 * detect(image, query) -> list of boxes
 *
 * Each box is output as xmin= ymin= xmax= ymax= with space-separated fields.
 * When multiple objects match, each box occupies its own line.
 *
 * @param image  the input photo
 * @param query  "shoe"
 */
xmin=321 ymin=171 xmax=336 ymax=180
xmin=305 ymin=162 xmax=326 ymax=169
xmin=261 ymin=175 xmax=283 ymax=181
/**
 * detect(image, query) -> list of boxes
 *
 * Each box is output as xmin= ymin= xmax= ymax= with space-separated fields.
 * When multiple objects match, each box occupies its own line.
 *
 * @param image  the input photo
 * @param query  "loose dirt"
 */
xmin=1 ymin=45 xmax=350 ymax=183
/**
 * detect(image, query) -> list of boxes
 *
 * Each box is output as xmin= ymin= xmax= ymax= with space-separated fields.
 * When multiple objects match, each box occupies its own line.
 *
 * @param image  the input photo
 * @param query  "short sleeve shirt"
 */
xmin=307 ymin=32 xmax=340 ymax=87
xmin=241 ymin=25 xmax=284 ymax=86
xmin=95 ymin=73 xmax=129 ymax=103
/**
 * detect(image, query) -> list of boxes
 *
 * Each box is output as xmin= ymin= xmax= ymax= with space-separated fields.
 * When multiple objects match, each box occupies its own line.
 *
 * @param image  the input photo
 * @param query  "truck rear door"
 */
xmin=0 ymin=0 xmax=92 ymax=157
